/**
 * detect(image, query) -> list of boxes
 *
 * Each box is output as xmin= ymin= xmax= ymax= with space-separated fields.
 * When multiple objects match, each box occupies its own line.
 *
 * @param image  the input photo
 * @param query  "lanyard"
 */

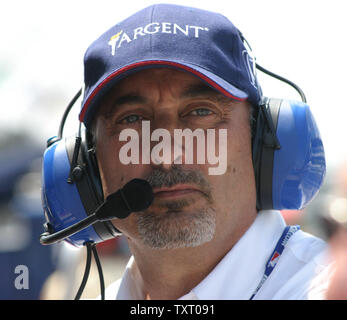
xmin=249 ymin=225 xmax=300 ymax=300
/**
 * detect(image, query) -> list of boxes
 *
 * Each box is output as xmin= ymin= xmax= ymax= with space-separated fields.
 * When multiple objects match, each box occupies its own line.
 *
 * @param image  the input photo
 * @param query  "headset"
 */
xmin=40 ymin=64 xmax=326 ymax=237
xmin=39 ymin=32 xmax=326 ymax=299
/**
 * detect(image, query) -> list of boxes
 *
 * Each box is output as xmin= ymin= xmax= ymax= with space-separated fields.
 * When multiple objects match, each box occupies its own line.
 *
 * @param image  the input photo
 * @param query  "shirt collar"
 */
xmin=115 ymin=256 xmax=144 ymax=300
xmin=116 ymin=210 xmax=286 ymax=300
xmin=185 ymin=210 xmax=286 ymax=299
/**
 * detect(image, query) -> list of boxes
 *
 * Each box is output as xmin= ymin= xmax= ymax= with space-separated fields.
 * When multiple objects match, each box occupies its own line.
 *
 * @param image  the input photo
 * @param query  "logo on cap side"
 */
xmin=108 ymin=30 xmax=123 ymax=56
xmin=108 ymin=22 xmax=209 ymax=56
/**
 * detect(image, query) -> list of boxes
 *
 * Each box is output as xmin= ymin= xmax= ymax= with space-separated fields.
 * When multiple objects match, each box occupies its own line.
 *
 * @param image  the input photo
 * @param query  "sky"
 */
xmin=1 ymin=0 xmax=347 ymax=173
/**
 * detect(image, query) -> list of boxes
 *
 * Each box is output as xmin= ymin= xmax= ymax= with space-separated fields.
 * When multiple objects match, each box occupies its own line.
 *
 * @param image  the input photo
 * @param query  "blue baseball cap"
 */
xmin=79 ymin=3 xmax=262 ymax=128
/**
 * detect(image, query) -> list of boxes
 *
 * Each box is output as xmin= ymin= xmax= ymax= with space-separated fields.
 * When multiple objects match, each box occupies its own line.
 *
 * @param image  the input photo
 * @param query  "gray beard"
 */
xmin=136 ymin=200 xmax=216 ymax=249
xmin=136 ymin=165 xmax=216 ymax=249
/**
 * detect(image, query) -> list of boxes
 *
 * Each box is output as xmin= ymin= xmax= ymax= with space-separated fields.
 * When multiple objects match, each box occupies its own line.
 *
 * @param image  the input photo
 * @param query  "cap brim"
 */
xmin=79 ymin=60 xmax=248 ymax=127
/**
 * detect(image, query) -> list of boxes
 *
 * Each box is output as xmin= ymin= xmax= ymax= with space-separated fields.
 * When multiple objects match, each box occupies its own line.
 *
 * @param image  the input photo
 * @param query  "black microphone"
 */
xmin=40 ymin=178 xmax=153 ymax=245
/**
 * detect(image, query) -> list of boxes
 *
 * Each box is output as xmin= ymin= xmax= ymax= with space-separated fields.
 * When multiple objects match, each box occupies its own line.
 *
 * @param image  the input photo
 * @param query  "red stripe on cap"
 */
xmin=79 ymin=60 xmax=246 ymax=123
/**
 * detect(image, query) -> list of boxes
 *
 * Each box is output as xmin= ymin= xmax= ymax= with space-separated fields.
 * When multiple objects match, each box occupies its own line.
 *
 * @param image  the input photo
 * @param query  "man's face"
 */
xmin=94 ymin=68 xmax=256 ymax=249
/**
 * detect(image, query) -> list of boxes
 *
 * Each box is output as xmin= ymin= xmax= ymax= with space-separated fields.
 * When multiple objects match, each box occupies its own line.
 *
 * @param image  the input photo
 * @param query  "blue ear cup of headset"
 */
xmin=41 ymin=129 xmax=121 ymax=247
xmin=252 ymin=97 xmax=326 ymax=211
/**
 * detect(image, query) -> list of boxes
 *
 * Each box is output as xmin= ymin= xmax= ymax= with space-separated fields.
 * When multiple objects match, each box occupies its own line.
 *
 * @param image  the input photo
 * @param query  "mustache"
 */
xmin=144 ymin=165 xmax=212 ymax=202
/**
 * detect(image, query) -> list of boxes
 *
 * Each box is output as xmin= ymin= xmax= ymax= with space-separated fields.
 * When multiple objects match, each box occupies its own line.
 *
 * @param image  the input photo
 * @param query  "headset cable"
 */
xmin=74 ymin=242 xmax=105 ymax=300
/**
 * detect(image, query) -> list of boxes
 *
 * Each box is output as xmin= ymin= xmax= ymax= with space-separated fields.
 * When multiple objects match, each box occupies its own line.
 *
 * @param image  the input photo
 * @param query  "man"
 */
xmin=78 ymin=4 xmax=332 ymax=299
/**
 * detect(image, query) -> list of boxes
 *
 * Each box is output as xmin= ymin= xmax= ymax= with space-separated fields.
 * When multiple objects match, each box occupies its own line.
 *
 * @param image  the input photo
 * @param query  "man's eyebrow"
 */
xmin=103 ymin=93 xmax=147 ymax=117
xmin=180 ymin=83 xmax=234 ymax=105
xmin=112 ymin=93 xmax=147 ymax=108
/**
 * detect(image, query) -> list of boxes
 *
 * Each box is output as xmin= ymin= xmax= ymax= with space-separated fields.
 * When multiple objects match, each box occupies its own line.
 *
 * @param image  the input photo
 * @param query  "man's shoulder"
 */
xmin=266 ymin=229 xmax=333 ymax=299
xmin=287 ymin=229 xmax=328 ymax=264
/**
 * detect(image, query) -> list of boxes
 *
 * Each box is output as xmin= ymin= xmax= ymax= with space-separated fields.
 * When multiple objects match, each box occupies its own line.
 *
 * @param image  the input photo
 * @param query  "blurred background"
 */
xmin=1 ymin=0 xmax=346 ymax=299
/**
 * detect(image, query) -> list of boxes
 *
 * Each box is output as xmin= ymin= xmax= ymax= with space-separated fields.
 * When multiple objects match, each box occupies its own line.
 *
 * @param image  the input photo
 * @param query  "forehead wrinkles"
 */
xmin=97 ymin=69 xmax=203 ymax=116
xmin=120 ymin=68 xmax=198 ymax=103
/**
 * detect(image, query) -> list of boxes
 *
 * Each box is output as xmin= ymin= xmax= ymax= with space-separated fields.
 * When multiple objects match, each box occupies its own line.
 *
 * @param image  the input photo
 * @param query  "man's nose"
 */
xmin=149 ymin=115 xmax=185 ymax=170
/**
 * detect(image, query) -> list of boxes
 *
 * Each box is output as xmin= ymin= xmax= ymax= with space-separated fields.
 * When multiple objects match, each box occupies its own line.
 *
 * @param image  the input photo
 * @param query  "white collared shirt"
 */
xmin=104 ymin=210 xmax=333 ymax=300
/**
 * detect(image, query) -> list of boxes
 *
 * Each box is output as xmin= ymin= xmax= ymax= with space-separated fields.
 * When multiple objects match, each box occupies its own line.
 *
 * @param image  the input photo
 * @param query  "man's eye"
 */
xmin=120 ymin=114 xmax=143 ymax=124
xmin=189 ymin=108 xmax=214 ymax=116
